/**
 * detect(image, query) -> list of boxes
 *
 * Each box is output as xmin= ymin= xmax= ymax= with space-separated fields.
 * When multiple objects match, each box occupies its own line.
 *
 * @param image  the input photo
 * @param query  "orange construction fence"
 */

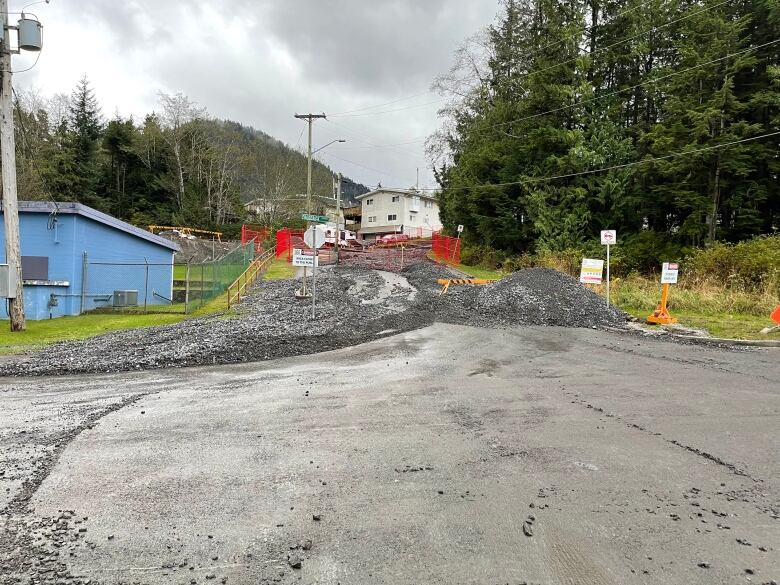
xmin=275 ymin=228 xmax=305 ymax=262
xmin=241 ymin=224 xmax=269 ymax=254
xmin=432 ymin=232 xmax=461 ymax=265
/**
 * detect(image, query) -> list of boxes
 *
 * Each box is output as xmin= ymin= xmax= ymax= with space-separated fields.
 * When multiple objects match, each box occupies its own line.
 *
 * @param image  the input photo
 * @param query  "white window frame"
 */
xmin=366 ymin=198 xmax=374 ymax=206
xmin=391 ymin=195 xmax=400 ymax=203
xmin=387 ymin=214 xmax=397 ymax=222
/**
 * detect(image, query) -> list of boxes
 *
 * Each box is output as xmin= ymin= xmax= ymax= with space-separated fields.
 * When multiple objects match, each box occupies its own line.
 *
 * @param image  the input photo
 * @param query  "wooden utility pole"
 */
xmin=293 ymin=113 xmax=325 ymax=300
xmin=335 ymin=172 xmax=342 ymax=264
xmin=0 ymin=0 xmax=26 ymax=331
xmin=293 ymin=113 xmax=326 ymax=213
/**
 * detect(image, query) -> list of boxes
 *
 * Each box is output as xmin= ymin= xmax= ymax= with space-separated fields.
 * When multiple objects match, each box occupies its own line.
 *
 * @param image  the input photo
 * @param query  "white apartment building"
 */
xmin=357 ymin=188 xmax=441 ymax=241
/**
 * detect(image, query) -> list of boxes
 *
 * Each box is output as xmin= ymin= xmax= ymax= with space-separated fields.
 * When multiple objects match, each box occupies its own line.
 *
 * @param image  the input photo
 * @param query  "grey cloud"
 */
xmin=260 ymin=0 xmax=498 ymax=93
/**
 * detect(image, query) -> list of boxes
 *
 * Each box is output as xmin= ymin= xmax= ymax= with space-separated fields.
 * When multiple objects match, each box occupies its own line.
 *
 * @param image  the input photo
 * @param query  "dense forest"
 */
xmin=11 ymin=77 xmax=367 ymax=234
xmin=429 ymin=0 xmax=779 ymax=267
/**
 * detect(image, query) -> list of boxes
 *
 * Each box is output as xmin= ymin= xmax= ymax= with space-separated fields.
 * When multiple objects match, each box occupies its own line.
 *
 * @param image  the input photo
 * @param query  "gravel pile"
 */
xmin=471 ymin=268 xmax=626 ymax=328
xmin=0 ymin=262 xmax=628 ymax=377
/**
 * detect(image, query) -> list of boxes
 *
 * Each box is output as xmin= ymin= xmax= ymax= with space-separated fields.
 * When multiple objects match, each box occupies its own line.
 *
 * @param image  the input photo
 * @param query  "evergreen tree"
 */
xmin=69 ymin=75 xmax=103 ymax=206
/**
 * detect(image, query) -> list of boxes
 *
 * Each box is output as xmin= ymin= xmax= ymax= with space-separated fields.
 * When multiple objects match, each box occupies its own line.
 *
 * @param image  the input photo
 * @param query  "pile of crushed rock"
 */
xmin=0 ymin=262 xmax=628 ymax=376
xmin=472 ymin=268 xmax=626 ymax=328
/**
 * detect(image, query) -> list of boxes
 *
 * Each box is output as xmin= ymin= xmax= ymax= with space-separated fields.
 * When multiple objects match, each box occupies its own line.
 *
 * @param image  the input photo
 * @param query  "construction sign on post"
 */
xmin=600 ymin=230 xmax=616 ymax=305
xmin=661 ymin=262 xmax=679 ymax=284
xmin=647 ymin=261 xmax=679 ymax=325
xmin=579 ymin=258 xmax=604 ymax=285
xmin=292 ymin=248 xmax=318 ymax=268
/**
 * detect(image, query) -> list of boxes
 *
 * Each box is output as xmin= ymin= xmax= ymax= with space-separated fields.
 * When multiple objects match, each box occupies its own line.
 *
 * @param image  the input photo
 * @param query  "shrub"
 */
xmin=684 ymin=235 xmax=780 ymax=295
xmin=460 ymin=244 xmax=505 ymax=268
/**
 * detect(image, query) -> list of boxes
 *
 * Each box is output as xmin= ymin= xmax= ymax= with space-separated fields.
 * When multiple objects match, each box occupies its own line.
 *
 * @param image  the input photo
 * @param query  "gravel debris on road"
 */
xmin=0 ymin=261 xmax=630 ymax=377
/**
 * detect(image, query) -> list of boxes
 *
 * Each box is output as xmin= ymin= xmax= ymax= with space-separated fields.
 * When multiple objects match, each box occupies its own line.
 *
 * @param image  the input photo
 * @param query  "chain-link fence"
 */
xmin=82 ymin=242 xmax=256 ymax=315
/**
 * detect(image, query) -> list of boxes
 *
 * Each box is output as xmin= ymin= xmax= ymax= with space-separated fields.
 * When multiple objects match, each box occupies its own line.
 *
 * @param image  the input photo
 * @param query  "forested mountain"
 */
xmin=429 ymin=0 xmax=779 ymax=261
xmin=11 ymin=77 xmax=368 ymax=232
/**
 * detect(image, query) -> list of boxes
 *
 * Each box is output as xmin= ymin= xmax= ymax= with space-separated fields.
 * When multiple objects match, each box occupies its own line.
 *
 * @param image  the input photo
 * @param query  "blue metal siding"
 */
xmin=0 ymin=211 xmax=174 ymax=320
xmin=78 ymin=217 xmax=174 ymax=312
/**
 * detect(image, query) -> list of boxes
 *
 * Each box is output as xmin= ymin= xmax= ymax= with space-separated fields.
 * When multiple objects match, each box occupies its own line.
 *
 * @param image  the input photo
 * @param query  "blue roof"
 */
xmin=7 ymin=201 xmax=180 ymax=252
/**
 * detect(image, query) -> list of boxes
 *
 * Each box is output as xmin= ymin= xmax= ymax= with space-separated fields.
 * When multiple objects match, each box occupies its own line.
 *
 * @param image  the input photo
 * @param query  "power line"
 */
xmin=316 ymin=149 xmax=402 ymax=179
xmin=329 ymin=90 xmax=435 ymax=116
xmin=325 ymin=118 xmax=428 ymax=162
xmin=515 ymin=0 xmax=659 ymax=65
xmin=331 ymin=98 xmax=448 ymax=118
xmin=520 ymin=0 xmax=730 ymax=84
xmin=479 ymin=39 xmax=780 ymax=134
xmin=386 ymin=131 xmax=780 ymax=192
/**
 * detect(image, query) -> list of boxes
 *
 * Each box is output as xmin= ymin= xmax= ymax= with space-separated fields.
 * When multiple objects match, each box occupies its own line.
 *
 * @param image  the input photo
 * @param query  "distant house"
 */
xmin=356 ymin=188 xmax=441 ymax=241
xmin=0 ymin=201 xmax=179 ymax=320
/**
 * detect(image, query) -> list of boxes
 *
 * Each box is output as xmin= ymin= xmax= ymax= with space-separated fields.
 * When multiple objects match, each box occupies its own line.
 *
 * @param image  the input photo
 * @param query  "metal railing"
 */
xmin=227 ymin=249 xmax=275 ymax=309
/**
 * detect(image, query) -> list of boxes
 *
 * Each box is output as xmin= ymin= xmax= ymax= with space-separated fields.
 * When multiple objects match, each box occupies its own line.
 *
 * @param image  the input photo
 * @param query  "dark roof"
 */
xmin=3 ymin=201 xmax=180 ymax=251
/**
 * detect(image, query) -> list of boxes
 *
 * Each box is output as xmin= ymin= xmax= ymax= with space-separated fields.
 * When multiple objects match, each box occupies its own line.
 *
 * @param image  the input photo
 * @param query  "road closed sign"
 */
xmin=292 ymin=248 xmax=319 ymax=268
xmin=580 ymin=258 xmax=604 ymax=284
xmin=600 ymin=230 xmax=617 ymax=245
xmin=661 ymin=262 xmax=679 ymax=284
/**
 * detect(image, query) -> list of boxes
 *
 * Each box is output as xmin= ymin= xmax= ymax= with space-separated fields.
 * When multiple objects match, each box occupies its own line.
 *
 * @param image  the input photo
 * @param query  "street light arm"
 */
xmin=311 ymin=139 xmax=346 ymax=155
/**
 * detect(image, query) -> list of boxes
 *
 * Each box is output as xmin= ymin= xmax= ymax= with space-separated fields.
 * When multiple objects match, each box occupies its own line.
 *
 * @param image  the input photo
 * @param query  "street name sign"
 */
xmin=301 ymin=213 xmax=328 ymax=223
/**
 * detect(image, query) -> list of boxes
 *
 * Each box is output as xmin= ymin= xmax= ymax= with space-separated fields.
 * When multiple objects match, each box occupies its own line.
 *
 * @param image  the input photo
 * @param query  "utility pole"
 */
xmin=293 ymin=113 xmax=325 ymax=302
xmin=335 ymin=173 xmax=342 ymax=265
xmin=1 ymin=0 xmax=25 ymax=331
xmin=294 ymin=113 xmax=326 ymax=215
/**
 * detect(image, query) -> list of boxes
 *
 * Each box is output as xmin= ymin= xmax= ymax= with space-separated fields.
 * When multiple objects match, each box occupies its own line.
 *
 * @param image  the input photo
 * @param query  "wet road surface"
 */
xmin=1 ymin=324 xmax=778 ymax=584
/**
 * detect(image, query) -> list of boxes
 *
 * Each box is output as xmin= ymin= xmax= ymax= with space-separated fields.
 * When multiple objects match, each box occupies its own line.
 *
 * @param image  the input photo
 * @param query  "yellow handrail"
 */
xmin=227 ymin=250 xmax=275 ymax=308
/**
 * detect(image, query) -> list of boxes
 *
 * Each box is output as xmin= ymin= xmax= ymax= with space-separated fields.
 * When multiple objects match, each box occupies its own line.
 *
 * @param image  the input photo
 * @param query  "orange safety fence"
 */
xmin=431 ymin=232 xmax=461 ymax=265
xmin=275 ymin=228 xmax=306 ymax=262
xmin=241 ymin=224 xmax=269 ymax=254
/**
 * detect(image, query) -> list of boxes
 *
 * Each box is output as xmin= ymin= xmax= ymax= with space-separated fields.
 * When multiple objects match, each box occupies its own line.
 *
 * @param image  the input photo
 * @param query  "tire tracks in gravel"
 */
xmin=1 ymin=390 xmax=157 ymax=585
xmin=2 ymin=391 xmax=154 ymax=516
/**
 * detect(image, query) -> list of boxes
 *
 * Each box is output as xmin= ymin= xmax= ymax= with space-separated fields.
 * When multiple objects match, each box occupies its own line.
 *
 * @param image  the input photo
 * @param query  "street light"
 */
xmin=312 ymin=139 xmax=345 ymax=156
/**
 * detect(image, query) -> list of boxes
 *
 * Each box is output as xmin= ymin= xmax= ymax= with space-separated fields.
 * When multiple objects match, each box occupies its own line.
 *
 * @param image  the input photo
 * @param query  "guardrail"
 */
xmin=227 ymin=250 xmax=275 ymax=309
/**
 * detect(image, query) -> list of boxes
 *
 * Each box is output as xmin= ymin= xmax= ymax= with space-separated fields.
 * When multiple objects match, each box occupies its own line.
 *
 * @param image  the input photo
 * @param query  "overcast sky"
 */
xmin=14 ymin=0 xmax=500 ymax=190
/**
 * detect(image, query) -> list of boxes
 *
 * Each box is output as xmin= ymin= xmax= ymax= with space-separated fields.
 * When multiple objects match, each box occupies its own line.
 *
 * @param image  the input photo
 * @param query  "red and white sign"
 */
xmin=600 ymin=230 xmax=617 ymax=245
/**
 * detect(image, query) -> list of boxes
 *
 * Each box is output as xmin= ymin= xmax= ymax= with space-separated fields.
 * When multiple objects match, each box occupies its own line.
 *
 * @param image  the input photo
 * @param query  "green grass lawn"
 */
xmin=264 ymin=258 xmax=297 ymax=280
xmin=426 ymin=251 xmax=505 ymax=280
xmin=456 ymin=263 xmax=505 ymax=280
xmin=0 ymin=291 xmax=235 ymax=355
xmin=0 ymin=312 xmax=184 ymax=354
xmin=621 ymin=306 xmax=775 ymax=340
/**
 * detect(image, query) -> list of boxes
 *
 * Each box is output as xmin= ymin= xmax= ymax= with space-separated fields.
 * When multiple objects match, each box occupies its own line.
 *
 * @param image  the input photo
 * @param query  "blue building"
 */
xmin=0 ymin=201 xmax=179 ymax=320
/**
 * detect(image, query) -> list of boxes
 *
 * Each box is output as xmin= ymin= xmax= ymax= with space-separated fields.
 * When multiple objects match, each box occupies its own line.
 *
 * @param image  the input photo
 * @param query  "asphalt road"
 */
xmin=1 ymin=324 xmax=778 ymax=585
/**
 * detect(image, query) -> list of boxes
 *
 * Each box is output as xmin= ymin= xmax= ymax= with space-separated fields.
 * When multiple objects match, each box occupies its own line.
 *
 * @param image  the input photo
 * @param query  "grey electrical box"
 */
xmin=0 ymin=264 xmax=18 ymax=298
xmin=18 ymin=18 xmax=43 ymax=52
xmin=113 ymin=290 xmax=138 ymax=307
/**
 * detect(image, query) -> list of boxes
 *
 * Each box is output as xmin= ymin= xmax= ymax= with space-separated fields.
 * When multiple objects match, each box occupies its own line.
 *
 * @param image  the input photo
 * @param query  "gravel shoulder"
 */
xmin=0 ymin=263 xmax=630 ymax=377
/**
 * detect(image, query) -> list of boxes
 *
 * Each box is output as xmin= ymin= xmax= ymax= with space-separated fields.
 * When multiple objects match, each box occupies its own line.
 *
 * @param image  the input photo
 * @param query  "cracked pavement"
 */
xmin=0 ymin=324 xmax=778 ymax=584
